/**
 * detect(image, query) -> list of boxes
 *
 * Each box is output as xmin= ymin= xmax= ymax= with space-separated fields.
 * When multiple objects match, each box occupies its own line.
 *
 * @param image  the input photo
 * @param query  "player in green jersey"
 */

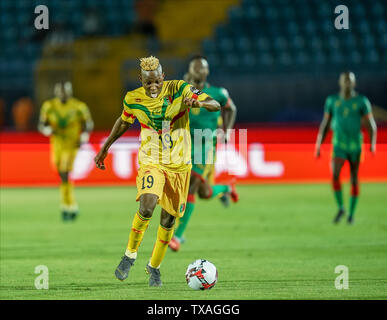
xmin=169 ymin=55 xmax=238 ymax=251
xmin=315 ymin=72 xmax=377 ymax=224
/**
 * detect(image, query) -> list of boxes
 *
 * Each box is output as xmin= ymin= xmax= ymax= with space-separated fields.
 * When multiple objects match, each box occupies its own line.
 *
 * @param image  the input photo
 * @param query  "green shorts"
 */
xmin=332 ymin=146 xmax=361 ymax=163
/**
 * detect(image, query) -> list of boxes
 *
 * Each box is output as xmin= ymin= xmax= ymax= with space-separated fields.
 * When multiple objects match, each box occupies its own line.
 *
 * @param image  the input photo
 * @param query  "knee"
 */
xmin=198 ymin=188 xmax=209 ymax=199
xmin=332 ymin=172 xmax=340 ymax=181
xmin=189 ymin=176 xmax=200 ymax=194
xmin=350 ymin=170 xmax=359 ymax=185
xmin=59 ymin=172 xmax=68 ymax=183
xmin=139 ymin=194 xmax=158 ymax=218
xmin=160 ymin=212 xmax=175 ymax=229
xmin=139 ymin=206 xmax=155 ymax=218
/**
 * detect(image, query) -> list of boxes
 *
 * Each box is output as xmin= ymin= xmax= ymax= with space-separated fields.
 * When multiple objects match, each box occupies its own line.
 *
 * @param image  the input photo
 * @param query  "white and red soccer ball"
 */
xmin=185 ymin=259 xmax=218 ymax=290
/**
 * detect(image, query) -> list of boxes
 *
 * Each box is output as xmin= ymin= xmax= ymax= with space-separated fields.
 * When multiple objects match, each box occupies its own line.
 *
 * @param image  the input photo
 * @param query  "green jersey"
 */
xmin=189 ymin=83 xmax=229 ymax=135
xmin=190 ymin=83 xmax=230 ymax=173
xmin=324 ymin=94 xmax=372 ymax=152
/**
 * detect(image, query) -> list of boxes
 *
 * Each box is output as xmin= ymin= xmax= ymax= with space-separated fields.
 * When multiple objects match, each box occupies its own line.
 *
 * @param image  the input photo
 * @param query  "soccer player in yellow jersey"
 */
xmin=38 ymin=81 xmax=93 ymax=221
xmin=94 ymin=56 xmax=220 ymax=286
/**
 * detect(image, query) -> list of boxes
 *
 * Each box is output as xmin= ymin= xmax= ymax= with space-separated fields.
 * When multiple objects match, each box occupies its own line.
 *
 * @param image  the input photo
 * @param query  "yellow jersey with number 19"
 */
xmin=121 ymin=80 xmax=209 ymax=172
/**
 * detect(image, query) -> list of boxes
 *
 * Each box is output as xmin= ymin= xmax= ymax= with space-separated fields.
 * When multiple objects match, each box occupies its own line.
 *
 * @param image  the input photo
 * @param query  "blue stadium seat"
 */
xmin=235 ymin=37 xmax=252 ymax=52
xmin=252 ymin=37 xmax=270 ymax=52
xmin=202 ymin=39 xmax=217 ymax=55
xmin=240 ymin=53 xmax=257 ymax=69
xmin=218 ymin=38 xmax=235 ymax=53
xmin=223 ymin=53 xmax=239 ymax=69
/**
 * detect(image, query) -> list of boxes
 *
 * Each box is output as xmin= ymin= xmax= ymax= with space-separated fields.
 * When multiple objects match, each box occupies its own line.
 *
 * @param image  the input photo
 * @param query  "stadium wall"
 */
xmin=1 ymin=127 xmax=386 ymax=187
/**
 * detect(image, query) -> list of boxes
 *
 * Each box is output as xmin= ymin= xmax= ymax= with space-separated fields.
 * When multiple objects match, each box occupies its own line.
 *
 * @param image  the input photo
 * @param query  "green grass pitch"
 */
xmin=1 ymin=183 xmax=387 ymax=300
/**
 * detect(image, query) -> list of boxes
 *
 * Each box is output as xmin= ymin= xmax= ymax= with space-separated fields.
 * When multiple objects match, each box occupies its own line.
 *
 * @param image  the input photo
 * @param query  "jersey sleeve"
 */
xmin=180 ymin=80 xmax=209 ymax=102
xmin=324 ymin=96 xmax=333 ymax=115
xmin=121 ymin=92 xmax=137 ymax=124
xmin=78 ymin=102 xmax=92 ymax=122
xmin=360 ymin=96 xmax=372 ymax=116
xmin=219 ymin=87 xmax=230 ymax=108
xmin=39 ymin=101 xmax=51 ymax=123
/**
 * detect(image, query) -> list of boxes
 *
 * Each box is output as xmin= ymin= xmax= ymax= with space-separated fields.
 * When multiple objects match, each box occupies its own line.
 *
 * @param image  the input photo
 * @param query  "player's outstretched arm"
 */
xmin=38 ymin=102 xmax=53 ymax=136
xmin=79 ymin=119 xmax=94 ymax=145
xmin=94 ymin=117 xmax=131 ymax=170
xmin=364 ymin=112 xmax=377 ymax=154
xmin=315 ymin=112 xmax=332 ymax=158
xmin=222 ymin=98 xmax=237 ymax=131
xmin=184 ymin=96 xmax=220 ymax=112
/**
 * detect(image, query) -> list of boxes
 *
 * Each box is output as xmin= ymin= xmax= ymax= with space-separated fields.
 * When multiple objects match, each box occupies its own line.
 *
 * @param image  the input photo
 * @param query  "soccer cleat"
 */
xmin=347 ymin=216 xmax=354 ymax=225
xmin=219 ymin=193 xmax=230 ymax=208
xmin=115 ymin=256 xmax=135 ymax=281
xmin=168 ymin=236 xmax=181 ymax=252
xmin=69 ymin=211 xmax=79 ymax=221
xmin=61 ymin=210 xmax=71 ymax=222
xmin=145 ymin=264 xmax=162 ymax=287
xmin=229 ymin=179 xmax=239 ymax=203
xmin=333 ymin=209 xmax=346 ymax=224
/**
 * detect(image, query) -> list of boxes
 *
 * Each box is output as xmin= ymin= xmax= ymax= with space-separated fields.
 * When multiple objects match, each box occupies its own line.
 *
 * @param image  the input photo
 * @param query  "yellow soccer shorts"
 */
xmin=136 ymin=165 xmax=191 ymax=218
xmin=50 ymin=142 xmax=78 ymax=173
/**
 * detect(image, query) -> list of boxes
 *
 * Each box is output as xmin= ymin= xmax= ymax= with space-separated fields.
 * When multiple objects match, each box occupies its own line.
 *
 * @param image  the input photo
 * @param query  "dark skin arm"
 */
xmin=94 ymin=117 xmax=130 ymax=170
xmin=222 ymin=98 xmax=237 ymax=130
xmin=183 ymin=96 xmax=220 ymax=112
xmin=315 ymin=112 xmax=332 ymax=158
xmin=363 ymin=112 xmax=377 ymax=154
xmin=221 ymin=98 xmax=237 ymax=141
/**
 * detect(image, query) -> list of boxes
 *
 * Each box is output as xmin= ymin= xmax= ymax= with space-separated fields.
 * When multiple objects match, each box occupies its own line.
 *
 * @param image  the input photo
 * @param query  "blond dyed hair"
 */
xmin=139 ymin=56 xmax=161 ymax=71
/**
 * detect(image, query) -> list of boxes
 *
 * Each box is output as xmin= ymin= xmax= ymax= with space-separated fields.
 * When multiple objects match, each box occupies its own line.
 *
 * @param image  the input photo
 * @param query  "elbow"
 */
xmin=87 ymin=120 xmax=94 ymax=132
xmin=213 ymin=100 xmax=221 ymax=111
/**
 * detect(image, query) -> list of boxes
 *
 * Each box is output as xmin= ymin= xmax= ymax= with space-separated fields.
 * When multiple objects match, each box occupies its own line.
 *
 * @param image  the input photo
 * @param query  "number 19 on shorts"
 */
xmin=141 ymin=175 xmax=154 ymax=189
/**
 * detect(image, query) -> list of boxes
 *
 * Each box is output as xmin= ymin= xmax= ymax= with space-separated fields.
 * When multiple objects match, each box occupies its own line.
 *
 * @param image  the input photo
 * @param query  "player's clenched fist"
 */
xmin=183 ymin=97 xmax=202 ymax=108
xmin=94 ymin=148 xmax=108 ymax=170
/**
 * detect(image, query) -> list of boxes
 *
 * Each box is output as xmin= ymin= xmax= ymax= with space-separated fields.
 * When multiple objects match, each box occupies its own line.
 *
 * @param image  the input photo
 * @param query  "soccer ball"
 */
xmin=185 ymin=259 xmax=218 ymax=290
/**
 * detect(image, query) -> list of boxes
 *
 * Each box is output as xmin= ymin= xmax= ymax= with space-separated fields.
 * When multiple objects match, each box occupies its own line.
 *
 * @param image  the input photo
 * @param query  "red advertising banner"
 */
xmin=1 ymin=128 xmax=386 ymax=186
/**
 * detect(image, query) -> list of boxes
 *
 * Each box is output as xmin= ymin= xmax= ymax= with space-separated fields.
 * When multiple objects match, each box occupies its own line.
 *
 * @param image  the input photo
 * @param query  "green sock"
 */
xmin=175 ymin=201 xmax=195 ymax=239
xmin=349 ymin=196 xmax=358 ymax=218
xmin=334 ymin=190 xmax=344 ymax=210
xmin=210 ymin=185 xmax=230 ymax=198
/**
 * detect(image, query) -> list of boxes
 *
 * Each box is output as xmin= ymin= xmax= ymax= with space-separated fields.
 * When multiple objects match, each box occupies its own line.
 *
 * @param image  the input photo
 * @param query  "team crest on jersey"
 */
xmin=163 ymin=95 xmax=173 ymax=106
xmin=191 ymin=108 xmax=200 ymax=115
xmin=335 ymin=101 xmax=341 ymax=107
xmin=352 ymin=103 xmax=357 ymax=110
xmin=190 ymin=87 xmax=203 ymax=95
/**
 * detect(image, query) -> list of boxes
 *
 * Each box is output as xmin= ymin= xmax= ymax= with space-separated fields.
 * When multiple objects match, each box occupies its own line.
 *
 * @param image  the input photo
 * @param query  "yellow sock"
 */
xmin=60 ymin=182 xmax=69 ymax=207
xmin=60 ymin=182 xmax=76 ymax=209
xmin=149 ymin=224 xmax=174 ymax=269
xmin=127 ymin=211 xmax=151 ymax=256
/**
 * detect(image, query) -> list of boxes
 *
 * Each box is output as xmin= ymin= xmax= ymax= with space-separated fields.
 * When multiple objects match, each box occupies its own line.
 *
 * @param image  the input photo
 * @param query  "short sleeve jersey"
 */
xmin=324 ymin=94 xmax=371 ymax=151
xmin=121 ymin=80 xmax=210 ymax=172
xmin=39 ymin=97 xmax=92 ymax=148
